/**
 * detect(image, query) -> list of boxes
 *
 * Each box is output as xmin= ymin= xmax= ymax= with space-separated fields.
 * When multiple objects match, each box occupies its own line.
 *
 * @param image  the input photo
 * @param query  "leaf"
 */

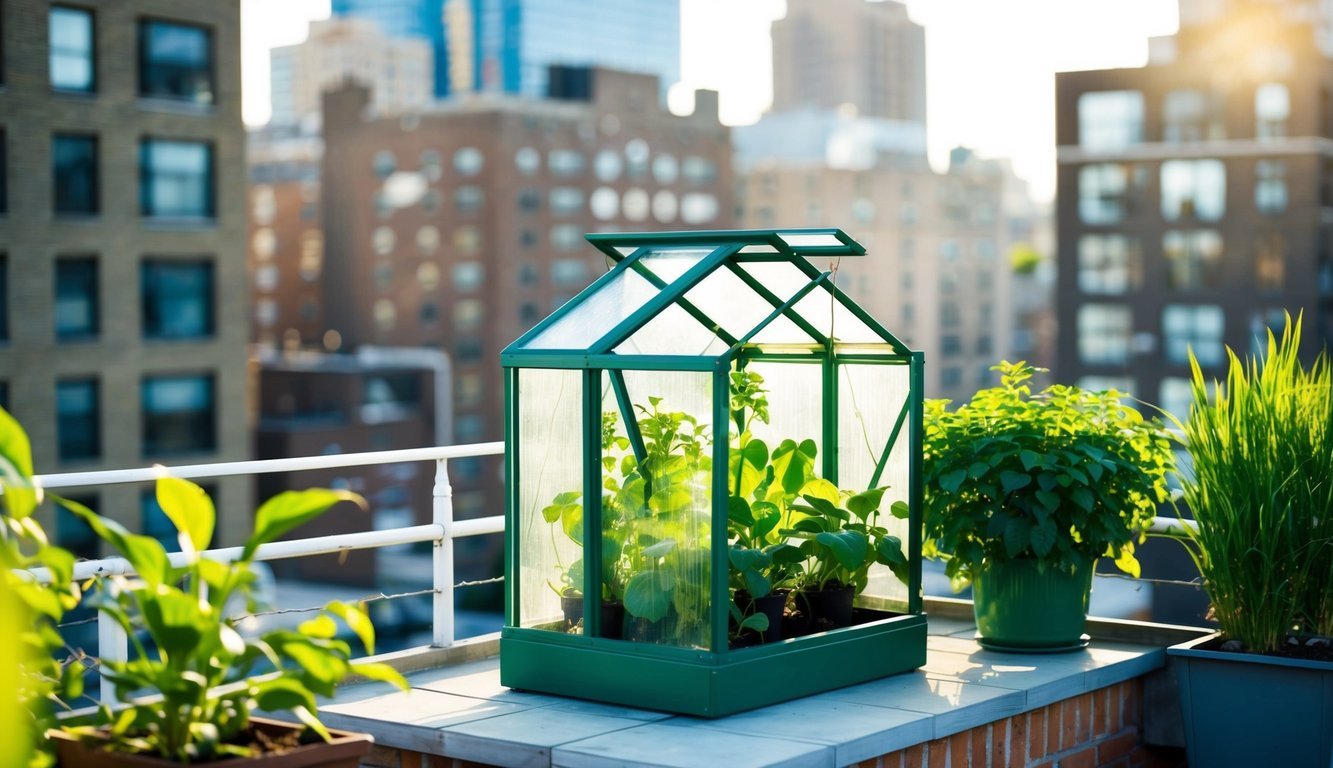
xmin=799 ymin=493 xmax=846 ymax=521
xmin=253 ymin=678 xmax=327 ymax=739
xmin=1030 ymin=520 xmax=1057 ymax=557
xmin=800 ymin=478 xmax=841 ymax=506
xmin=967 ymin=462 xmax=990 ymax=479
xmin=1113 ymin=548 xmax=1141 ymax=578
xmin=1071 ymin=487 xmax=1094 ymax=512
xmin=327 ymin=601 xmax=377 ymax=655
xmin=0 ymin=406 xmax=38 ymax=519
xmin=751 ymin=501 xmax=781 ymax=539
xmin=771 ymin=439 xmax=816 ymax=494
xmin=156 ymin=475 xmax=215 ymax=555
xmin=1003 ymin=517 xmax=1031 ymax=558
xmin=727 ymin=496 xmax=754 ymax=527
xmin=1035 ymin=490 xmax=1060 ymax=512
xmin=623 ymin=569 xmax=674 ymax=621
xmin=939 ymin=469 xmax=967 ymax=494
xmin=245 ymin=489 xmax=365 ymax=559
xmin=889 ymin=500 xmax=910 ymax=520
xmin=742 ymin=438 xmax=769 ymax=470
xmin=847 ymin=487 xmax=886 ymax=519
xmin=814 ymin=530 xmax=868 ymax=571
xmin=298 ymin=614 xmax=338 ymax=639
xmin=1019 ymin=450 xmax=1045 ymax=471
xmin=350 ymin=661 xmax=410 ymax=690
xmin=640 ymin=538 xmax=676 ymax=559
xmin=138 ymin=586 xmax=206 ymax=661
xmin=63 ymin=498 xmax=172 ymax=586
xmin=1000 ymin=471 xmax=1032 ymax=494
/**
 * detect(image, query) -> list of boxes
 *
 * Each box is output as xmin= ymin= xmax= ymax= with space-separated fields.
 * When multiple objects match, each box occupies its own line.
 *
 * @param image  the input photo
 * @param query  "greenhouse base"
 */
xmin=499 ymin=610 xmax=928 ymax=717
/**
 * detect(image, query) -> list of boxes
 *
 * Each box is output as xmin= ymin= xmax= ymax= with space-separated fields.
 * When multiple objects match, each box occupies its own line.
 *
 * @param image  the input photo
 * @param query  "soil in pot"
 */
xmin=1198 ymin=633 xmax=1333 ymax=663
xmin=50 ymin=716 xmax=372 ymax=768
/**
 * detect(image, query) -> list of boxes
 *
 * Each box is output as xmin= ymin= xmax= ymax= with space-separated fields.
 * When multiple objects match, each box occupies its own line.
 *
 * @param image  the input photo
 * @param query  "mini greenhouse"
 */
xmin=499 ymin=229 xmax=926 ymax=717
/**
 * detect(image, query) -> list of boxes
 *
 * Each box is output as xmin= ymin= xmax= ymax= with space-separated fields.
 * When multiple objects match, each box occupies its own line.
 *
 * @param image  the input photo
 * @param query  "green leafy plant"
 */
xmin=55 ymin=478 xmax=410 ymax=762
xmin=923 ymin=361 xmax=1173 ymax=588
xmin=1168 ymin=314 xmax=1333 ymax=653
xmin=0 ymin=407 xmax=86 ymax=768
xmin=783 ymin=480 xmax=909 ymax=591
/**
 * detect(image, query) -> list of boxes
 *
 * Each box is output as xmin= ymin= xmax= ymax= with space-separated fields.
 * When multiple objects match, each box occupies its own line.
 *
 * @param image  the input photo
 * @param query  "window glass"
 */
xmin=55 ymin=257 xmax=98 ymax=339
xmin=1255 ymin=160 xmax=1287 ymax=214
xmin=594 ymin=149 xmax=622 ymax=181
xmin=1078 ymin=235 xmax=1140 ymax=294
xmin=548 ymin=150 xmax=584 ymax=177
xmin=143 ymin=374 xmax=215 ymax=456
xmin=50 ymin=6 xmax=95 ymax=92
xmin=142 ymin=260 xmax=214 ymax=339
xmin=1158 ymin=378 xmax=1194 ymax=424
xmin=53 ymin=134 xmax=98 ymax=215
xmin=550 ymin=225 xmax=582 ymax=251
xmin=1163 ymin=89 xmax=1224 ymax=142
xmin=57 ymin=378 xmax=99 ymax=461
xmin=373 ymin=150 xmax=396 ymax=179
xmin=1078 ymin=304 xmax=1132 ymax=364
xmin=681 ymin=156 xmax=717 ymax=184
xmin=622 ymin=188 xmax=649 ymax=221
xmin=590 ymin=187 xmax=618 ymax=220
xmin=1079 ymin=163 xmax=1140 ymax=225
xmin=1255 ymin=231 xmax=1284 ymax=294
xmin=549 ymin=187 xmax=584 ymax=215
xmin=455 ymin=186 xmax=484 ymax=213
xmin=1163 ymin=230 xmax=1223 ymax=290
xmin=1078 ymin=91 xmax=1144 ymax=150
xmin=680 ymin=193 xmax=718 ymax=224
xmin=453 ymin=147 xmax=483 ymax=176
xmin=140 ymin=139 xmax=214 ymax=218
xmin=453 ymin=261 xmax=483 ymax=292
xmin=1164 ymin=305 xmax=1224 ymax=366
xmin=139 ymin=20 xmax=213 ymax=103
xmin=652 ymin=153 xmax=678 ymax=184
xmin=514 ymin=147 xmax=540 ymax=175
xmin=453 ymin=300 xmax=483 ymax=330
xmin=1161 ymin=159 xmax=1225 ymax=221
xmin=1255 ymin=83 xmax=1289 ymax=140
xmin=56 ymin=496 xmax=100 ymax=559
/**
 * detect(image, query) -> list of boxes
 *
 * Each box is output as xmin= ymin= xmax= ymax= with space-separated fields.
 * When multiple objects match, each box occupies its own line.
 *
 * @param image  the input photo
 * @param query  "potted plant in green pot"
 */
xmin=922 ymin=361 xmax=1173 ymax=651
xmin=1166 ymin=316 xmax=1333 ymax=768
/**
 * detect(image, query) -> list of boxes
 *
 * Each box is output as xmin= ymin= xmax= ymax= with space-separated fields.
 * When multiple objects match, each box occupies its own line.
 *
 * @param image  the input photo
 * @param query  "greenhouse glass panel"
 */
xmin=679 ymin=267 xmax=815 ymax=346
xmin=777 ymin=232 xmax=844 ymax=248
xmin=635 ymin=247 xmax=715 ymax=284
xmin=741 ymin=261 xmax=886 ymax=344
xmin=840 ymin=363 xmax=913 ymax=606
xmin=517 ymin=368 xmax=585 ymax=630
xmin=742 ymin=362 xmax=823 ymax=469
xmin=602 ymin=370 xmax=714 ymax=649
xmin=614 ymin=301 xmax=730 ymax=356
xmin=523 ymin=267 xmax=658 ymax=350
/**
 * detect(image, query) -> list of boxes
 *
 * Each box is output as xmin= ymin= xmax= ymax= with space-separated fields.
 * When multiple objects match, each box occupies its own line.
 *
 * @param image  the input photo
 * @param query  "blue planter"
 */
xmin=1169 ymin=632 xmax=1333 ymax=768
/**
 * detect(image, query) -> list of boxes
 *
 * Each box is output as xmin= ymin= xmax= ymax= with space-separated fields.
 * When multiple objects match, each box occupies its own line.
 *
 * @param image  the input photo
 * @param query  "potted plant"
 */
xmin=922 ymin=361 xmax=1173 ymax=651
xmin=1165 ymin=316 xmax=1333 ymax=768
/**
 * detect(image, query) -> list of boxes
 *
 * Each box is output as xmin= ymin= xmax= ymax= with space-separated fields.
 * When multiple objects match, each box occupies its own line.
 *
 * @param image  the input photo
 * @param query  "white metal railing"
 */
xmin=19 ymin=442 xmax=505 ymax=701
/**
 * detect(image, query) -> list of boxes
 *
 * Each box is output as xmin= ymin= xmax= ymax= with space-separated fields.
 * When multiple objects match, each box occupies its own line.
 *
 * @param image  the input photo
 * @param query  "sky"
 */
xmin=240 ymin=0 xmax=1180 ymax=202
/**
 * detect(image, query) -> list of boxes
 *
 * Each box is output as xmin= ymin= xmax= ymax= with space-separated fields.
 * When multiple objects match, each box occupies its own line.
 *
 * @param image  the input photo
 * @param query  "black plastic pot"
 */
xmin=733 ymin=590 xmax=786 ymax=644
xmin=560 ymin=592 xmax=625 ymax=639
xmin=802 ymin=583 xmax=855 ymax=628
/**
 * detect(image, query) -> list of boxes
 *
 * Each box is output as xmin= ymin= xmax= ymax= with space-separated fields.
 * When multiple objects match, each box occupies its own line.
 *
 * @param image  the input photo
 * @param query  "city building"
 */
xmin=247 ymin=67 xmax=730 ymax=560
xmin=1054 ymin=0 xmax=1333 ymax=420
xmin=330 ymin=0 xmax=680 ymax=101
xmin=739 ymin=152 xmax=1016 ymax=404
xmin=270 ymin=18 xmax=433 ymax=126
xmin=770 ymin=0 xmax=926 ymax=124
xmin=0 ymin=0 xmax=250 ymax=550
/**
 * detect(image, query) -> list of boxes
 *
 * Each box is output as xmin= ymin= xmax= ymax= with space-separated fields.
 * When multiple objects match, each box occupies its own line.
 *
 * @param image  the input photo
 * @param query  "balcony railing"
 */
xmin=14 ymin=442 xmax=1198 ymax=704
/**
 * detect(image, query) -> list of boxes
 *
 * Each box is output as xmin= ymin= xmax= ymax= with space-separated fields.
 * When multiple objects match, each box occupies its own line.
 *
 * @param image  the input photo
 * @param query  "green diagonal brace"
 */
xmin=724 ymin=262 xmax=829 ymax=346
xmin=868 ymin=395 xmax=912 ymax=490
xmin=627 ymin=259 xmax=740 ymax=347
xmin=608 ymin=370 xmax=651 ymax=499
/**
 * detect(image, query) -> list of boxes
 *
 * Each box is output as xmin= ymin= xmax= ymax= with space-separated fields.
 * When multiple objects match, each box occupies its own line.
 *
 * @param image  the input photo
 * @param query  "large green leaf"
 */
xmin=138 ymin=586 xmax=206 ymax=661
xmin=938 ymin=469 xmax=967 ymax=494
xmin=156 ymin=476 xmax=215 ymax=555
xmin=0 ymin=406 xmax=37 ymax=520
xmin=814 ymin=530 xmax=868 ymax=571
xmin=1003 ymin=517 xmax=1031 ymax=558
xmin=350 ymin=661 xmax=409 ymax=690
xmin=623 ymin=569 xmax=674 ymax=621
xmin=252 ymin=678 xmax=328 ymax=742
xmin=244 ymin=489 xmax=364 ymax=560
xmin=771 ymin=439 xmax=817 ymax=494
xmin=62 ymin=497 xmax=171 ymax=586
xmin=1000 ymin=471 xmax=1032 ymax=494
xmin=847 ymin=487 xmax=886 ymax=520
xmin=1030 ymin=520 xmax=1057 ymax=557
xmin=327 ymin=601 xmax=376 ymax=655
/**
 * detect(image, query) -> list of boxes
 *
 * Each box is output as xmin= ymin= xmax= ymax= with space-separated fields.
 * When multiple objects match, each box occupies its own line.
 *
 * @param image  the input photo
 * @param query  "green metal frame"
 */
xmin=502 ymin=229 xmax=926 ymax=716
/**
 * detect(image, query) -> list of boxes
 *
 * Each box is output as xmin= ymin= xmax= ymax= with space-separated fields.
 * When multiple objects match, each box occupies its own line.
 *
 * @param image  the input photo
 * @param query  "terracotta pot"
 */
xmin=50 ymin=716 xmax=373 ymax=768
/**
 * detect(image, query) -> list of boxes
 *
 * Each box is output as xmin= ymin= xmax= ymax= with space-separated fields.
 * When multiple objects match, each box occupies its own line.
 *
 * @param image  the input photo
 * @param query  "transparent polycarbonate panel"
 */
xmin=739 ymin=244 xmax=779 ymax=253
xmin=523 ymin=267 xmax=659 ymax=350
xmin=517 ymin=369 xmax=585 ymax=630
xmin=635 ymin=247 xmax=714 ymax=285
xmin=613 ymin=301 xmax=729 ymax=356
xmin=777 ymin=232 xmax=843 ymax=248
xmin=600 ymin=370 xmax=713 ymax=649
xmin=680 ymin=265 xmax=815 ymax=345
xmin=615 ymin=246 xmax=638 ymax=257
xmin=840 ymin=363 xmax=913 ymax=606
xmin=740 ymin=262 xmax=886 ymax=345
xmin=742 ymin=361 xmax=824 ymax=472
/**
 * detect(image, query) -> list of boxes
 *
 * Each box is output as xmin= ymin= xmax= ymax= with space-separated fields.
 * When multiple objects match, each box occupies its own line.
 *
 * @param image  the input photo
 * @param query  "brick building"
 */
xmin=0 ymin=0 xmax=249 ymax=550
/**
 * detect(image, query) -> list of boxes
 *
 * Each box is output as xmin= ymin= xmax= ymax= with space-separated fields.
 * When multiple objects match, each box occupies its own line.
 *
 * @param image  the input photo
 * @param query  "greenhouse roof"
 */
xmin=502 ymin=229 xmax=911 ymax=367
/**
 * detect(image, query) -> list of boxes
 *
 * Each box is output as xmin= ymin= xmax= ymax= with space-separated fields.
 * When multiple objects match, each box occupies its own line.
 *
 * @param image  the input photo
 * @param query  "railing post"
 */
xmin=98 ymin=579 xmax=128 ymax=704
xmin=432 ymin=457 xmax=455 ymax=647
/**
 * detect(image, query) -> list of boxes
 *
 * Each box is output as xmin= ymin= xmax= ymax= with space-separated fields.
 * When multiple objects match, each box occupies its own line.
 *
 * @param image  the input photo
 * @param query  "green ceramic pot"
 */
xmin=972 ymin=558 xmax=1092 ymax=652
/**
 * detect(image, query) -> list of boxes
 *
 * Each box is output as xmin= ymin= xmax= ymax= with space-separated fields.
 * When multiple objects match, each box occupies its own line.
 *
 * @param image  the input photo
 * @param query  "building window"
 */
xmin=1163 ymin=304 xmax=1224 ymax=367
xmin=517 ymin=188 xmax=541 ymax=212
xmin=518 ymin=262 xmax=540 ymax=287
xmin=1255 ymin=160 xmax=1287 ymax=215
xmin=1163 ymin=230 xmax=1223 ymax=291
xmin=55 ymin=257 xmax=98 ymax=340
xmin=940 ymin=335 xmax=962 ymax=357
xmin=1078 ymin=90 xmax=1143 ymax=150
xmin=453 ymin=300 xmax=483 ymax=331
xmin=56 ymin=496 xmax=99 ymax=559
xmin=142 ymin=260 xmax=214 ymax=339
xmin=1249 ymin=308 xmax=1287 ymax=358
xmin=1255 ymin=231 xmax=1285 ymax=294
xmin=520 ymin=301 xmax=540 ymax=326
xmin=940 ymin=367 xmax=962 ymax=388
xmin=1078 ymin=234 xmax=1139 ymax=294
xmin=549 ymin=187 xmax=583 ymax=216
xmin=456 ymin=372 xmax=483 ymax=408
xmin=0 ymin=255 xmax=7 ymax=343
xmin=453 ymin=147 xmax=483 ymax=176
xmin=142 ymin=373 xmax=215 ymax=456
xmin=52 ymin=134 xmax=98 ymax=215
xmin=1078 ymin=163 xmax=1141 ymax=225
xmin=453 ymin=261 xmax=483 ymax=292
xmin=1158 ymin=378 xmax=1194 ymax=424
xmin=550 ymin=225 xmax=582 ymax=252
xmin=939 ymin=303 xmax=961 ymax=329
xmin=456 ymin=338 xmax=483 ymax=363
xmin=551 ymin=259 xmax=588 ymax=287
xmin=682 ymin=156 xmax=717 ymax=184
xmin=1255 ymin=83 xmax=1289 ymax=140
xmin=1078 ymin=304 xmax=1132 ymax=364
xmin=138 ymin=19 xmax=213 ymax=104
xmin=141 ymin=139 xmax=214 ymax=218
xmin=50 ymin=6 xmax=95 ymax=93
xmin=56 ymin=378 xmax=99 ymax=461
xmin=548 ymin=150 xmax=584 ymax=177
xmin=1163 ymin=89 xmax=1223 ymax=142
xmin=455 ymin=186 xmax=484 ymax=214
xmin=1160 ymin=159 xmax=1225 ymax=222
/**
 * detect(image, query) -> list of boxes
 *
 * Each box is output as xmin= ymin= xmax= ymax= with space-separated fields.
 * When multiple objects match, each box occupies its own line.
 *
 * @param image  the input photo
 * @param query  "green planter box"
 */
xmin=500 ymin=230 xmax=927 ymax=716
xmin=1170 ymin=633 xmax=1333 ymax=768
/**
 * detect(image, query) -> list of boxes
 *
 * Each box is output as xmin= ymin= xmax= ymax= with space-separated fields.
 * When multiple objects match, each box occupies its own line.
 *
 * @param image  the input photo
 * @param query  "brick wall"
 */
xmin=853 ymin=680 xmax=1185 ymax=768
xmin=361 ymin=746 xmax=491 ymax=768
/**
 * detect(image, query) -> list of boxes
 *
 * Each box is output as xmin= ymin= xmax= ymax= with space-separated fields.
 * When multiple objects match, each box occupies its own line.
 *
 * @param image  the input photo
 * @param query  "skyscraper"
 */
xmin=1054 ymin=0 xmax=1333 ymax=420
xmin=330 ymin=0 xmax=680 ymax=101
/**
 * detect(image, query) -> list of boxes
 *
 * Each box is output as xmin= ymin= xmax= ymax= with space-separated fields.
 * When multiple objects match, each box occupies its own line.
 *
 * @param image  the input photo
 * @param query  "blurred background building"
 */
xmin=0 ymin=0 xmax=251 ymax=551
